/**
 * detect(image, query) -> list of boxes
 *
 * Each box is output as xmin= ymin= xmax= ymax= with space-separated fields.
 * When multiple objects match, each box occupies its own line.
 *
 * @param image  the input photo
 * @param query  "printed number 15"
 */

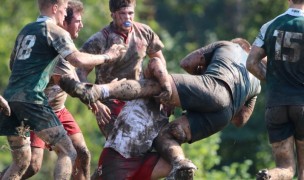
xmin=274 ymin=30 xmax=302 ymax=62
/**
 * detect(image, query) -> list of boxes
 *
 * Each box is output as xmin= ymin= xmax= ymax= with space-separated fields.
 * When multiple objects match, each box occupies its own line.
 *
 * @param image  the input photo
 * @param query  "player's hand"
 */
xmin=163 ymin=104 xmax=174 ymax=117
xmin=110 ymin=78 xmax=126 ymax=83
xmin=95 ymin=101 xmax=111 ymax=126
xmin=51 ymin=74 xmax=61 ymax=85
xmin=0 ymin=96 xmax=11 ymax=116
xmin=104 ymin=44 xmax=127 ymax=63
xmin=154 ymin=82 xmax=172 ymax=104
xmin=88 ymin=102 xmax=99 ymax=114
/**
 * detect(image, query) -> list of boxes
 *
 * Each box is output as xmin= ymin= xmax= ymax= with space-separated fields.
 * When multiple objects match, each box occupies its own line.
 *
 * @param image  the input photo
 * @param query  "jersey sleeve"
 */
xmin=197 ymin=41 xmax=229 ymax=63
xmin=46 ymin=21 xmax=78 ymax=58
xmin=146 ymin=29 xmax=164 ymax=55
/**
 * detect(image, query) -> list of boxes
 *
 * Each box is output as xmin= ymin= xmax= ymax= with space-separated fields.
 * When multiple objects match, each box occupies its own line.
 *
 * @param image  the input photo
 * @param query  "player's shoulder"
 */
xmin=45 ymin=21 xmax=68 ymax=37
xmin=132 ymin=21 xmax=154 ymax=32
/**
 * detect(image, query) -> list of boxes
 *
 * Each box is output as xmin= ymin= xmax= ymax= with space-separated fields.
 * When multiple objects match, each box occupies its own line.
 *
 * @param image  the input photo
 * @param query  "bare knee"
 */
xmin=53 ymin=136 xmax=77 ymax=163
xmin=3 ymin=136 xmax=31 ymax=179
xmin=8 ymin=136 xmax=31 ymax=168
xmin=159 ymin=121 xmax=188 ymax=145
xmin=38 ymin=126 xmax=77 ymax=163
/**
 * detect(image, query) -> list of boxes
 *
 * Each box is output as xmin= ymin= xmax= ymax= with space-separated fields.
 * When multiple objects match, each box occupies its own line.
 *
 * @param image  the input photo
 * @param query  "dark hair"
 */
xmin=292 ymin=0 xmax=304 ymax=4
xmin=65 ymin=0 xmax=83 ymax=24
xmin=109 ymin=0 xmax=136 ymax=12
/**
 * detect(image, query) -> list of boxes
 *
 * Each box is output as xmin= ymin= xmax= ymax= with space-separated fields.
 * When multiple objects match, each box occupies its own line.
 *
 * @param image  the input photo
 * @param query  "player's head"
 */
xmin=37 ymin=0 xmax=68 ymax=26
xmin=65 ymin=0 xmax=83 ymax=25
xmin=231 ymin=38 xmax=251 ymax=53
xmin=63 ymin=0 xmax=84 ymax=39
xmin=109 ymin=0 xmax=136 ymax=33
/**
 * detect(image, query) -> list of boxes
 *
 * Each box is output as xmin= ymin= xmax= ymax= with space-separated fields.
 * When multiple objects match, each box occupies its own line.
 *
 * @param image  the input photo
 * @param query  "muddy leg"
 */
xmin=2 ymin=136 xmax=31 ymax=180
xmin=257 ymin=136 xmax=295 ymax=180
xmin=21 ymin=147 xmax=44 ymax=179
xmin=154 ymin=116 xmax=197 ymax=180
xmin=295 ymin=139 xmax=304 ymax=180
xmin=36 ymin=126 xmax=77 ymax=180
xmin=70 ymin=133 xmax=91 ymax=180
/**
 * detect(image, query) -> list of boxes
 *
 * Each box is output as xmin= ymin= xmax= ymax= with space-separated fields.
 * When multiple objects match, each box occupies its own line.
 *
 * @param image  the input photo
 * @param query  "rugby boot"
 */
xmin=166 ymin=159 xmax=197 ymax=180
xmin=256 ymin=169 xmax=271 ymax=180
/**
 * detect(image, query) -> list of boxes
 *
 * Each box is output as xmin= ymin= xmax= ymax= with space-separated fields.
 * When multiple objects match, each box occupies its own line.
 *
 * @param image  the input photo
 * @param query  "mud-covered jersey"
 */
xmin=81 ymin=21 xmax=164 ymax=83
xmin=202 ymin=41 xmax=261 ymax=114
xmin=44 ymin=57 xmax=79 ymax=111
xmin=104 ymin=98 xmax=168 ymax=158
xmin=4 ymin=16 xmax=77 ymax=105
xmin=253 ymin=8 xmax=304 ymax=107
xmin=82 ymin=22 xmax=166 ymax=158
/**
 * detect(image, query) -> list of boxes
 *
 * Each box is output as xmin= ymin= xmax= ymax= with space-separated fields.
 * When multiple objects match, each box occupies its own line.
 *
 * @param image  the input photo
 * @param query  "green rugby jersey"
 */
xmin=4 ymin=16 xmax=77 ymax=105
xmin=253 ymin=8 xmax=304 ymax=107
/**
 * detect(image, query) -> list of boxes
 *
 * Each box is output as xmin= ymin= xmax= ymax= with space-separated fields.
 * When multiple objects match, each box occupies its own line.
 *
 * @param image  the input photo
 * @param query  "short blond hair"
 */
xmin=37 ymin=0 xmax=67 ymax=11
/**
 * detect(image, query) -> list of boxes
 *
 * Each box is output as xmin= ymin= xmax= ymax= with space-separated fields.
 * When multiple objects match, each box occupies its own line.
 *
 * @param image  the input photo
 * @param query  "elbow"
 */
xmin=180 ymin=62 xmax=192 ymax=73
xmin=179 ymin=61 xmax=187 ymax=69
xmin=232 ymin=121 xmax=246 ymax=128
xmin=231 ymin=118 xmax=247 ymax=128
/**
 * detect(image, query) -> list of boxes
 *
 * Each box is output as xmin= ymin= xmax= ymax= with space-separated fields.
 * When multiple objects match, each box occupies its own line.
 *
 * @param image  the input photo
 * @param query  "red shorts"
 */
xmin=30 ymin=107 xmax=81 ymax=148
xmin=96 ymin=148 xmax=159 ymax=180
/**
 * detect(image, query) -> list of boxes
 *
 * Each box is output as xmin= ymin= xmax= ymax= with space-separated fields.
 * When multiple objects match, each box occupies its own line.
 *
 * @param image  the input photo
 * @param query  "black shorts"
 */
xmin=266 ymin=106 xmax=304 ymax=143
xmin=171 ymin=74 xmax=233 ymax=142
xmin=186 ymin=107 xmax=233 ymax=143
xmin=171 ymin=74 xmax=231 ymax=112
xmin=0 ymin=102 xmax=61 ymax=136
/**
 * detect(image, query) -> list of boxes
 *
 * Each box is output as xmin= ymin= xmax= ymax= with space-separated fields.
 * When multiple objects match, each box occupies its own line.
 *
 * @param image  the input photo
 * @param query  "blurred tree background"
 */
xmin=0 ymin=0 xmax=290 ymax=179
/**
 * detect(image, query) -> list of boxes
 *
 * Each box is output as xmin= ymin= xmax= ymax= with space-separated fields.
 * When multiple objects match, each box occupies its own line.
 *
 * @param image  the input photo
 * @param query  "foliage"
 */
xmin=0 ymin=0 xmax=290 ymax=179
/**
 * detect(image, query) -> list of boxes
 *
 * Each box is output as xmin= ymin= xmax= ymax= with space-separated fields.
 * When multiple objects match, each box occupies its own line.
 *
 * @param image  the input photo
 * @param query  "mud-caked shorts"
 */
xmin=266 ymin=105 xmax=304 ymax=143
xmin=171 ymin=74 xmax=233 ymax=143
xmin=31 ymin=107 xmax=81 ymax=148
xmin=97 ymin=147 xmax=160 ymax=180
xmin=0 ymin=102 xmax=61 ymax=137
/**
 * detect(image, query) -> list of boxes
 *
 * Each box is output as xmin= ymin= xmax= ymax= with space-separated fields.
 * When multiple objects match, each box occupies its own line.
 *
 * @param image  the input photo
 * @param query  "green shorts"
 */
xmin=0 ymin=102 xmax=61 ymax=137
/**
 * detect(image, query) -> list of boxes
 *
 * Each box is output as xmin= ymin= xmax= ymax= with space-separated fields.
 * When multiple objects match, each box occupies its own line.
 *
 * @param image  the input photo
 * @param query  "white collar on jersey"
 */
xmin=36 ymin=15 xmax=54 ymax=22
xmin=286 ymin=8 xmax=304 ymax=17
